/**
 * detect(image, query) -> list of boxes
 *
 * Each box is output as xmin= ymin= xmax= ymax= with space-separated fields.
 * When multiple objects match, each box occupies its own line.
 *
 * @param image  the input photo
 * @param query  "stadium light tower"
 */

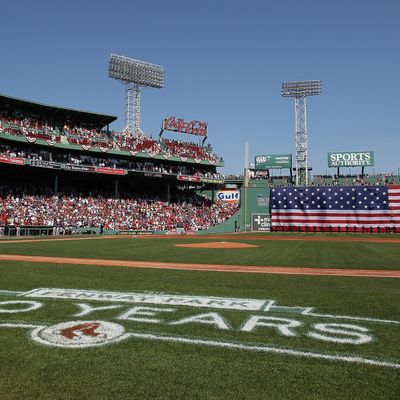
xmin=281 ymin=80 xmax=321 ymax=186
xmin=108 ymin=54 xmax=165 ymax=136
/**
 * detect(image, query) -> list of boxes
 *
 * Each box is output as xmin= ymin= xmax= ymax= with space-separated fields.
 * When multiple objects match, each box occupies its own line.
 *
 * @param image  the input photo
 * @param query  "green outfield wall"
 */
xmin=197 ymin=181 xmax=270 ymax=234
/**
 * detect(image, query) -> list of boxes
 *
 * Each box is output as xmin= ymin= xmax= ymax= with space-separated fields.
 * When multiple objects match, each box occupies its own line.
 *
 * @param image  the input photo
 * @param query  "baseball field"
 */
xmin=0 ymin=233 xmax=399 ymax=399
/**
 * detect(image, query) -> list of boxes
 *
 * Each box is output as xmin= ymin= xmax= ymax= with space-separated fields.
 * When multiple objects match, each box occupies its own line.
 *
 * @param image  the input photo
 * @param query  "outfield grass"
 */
xmin=0 ymin=236 xmax=399 ymax=399
xmin=0 ymin=235 xmax=400 ymax=270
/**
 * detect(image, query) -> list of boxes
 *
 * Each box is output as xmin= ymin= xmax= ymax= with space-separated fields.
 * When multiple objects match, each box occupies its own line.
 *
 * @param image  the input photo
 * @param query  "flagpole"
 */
xmin=243 ymin=142 xmax=249 ymax=232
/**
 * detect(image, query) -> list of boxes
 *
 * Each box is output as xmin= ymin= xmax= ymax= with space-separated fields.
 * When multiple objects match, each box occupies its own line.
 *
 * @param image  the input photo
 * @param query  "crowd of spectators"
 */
xmin=0 ymin=185 xmax=238 ymax=232
xmin=0 ymin=110 xmax=222 ymax=163
xmin=160 ymin=138 xmax=220 ymax=163
xmin=0 ymin=113 xmax=60 ymax=142
xmin=0 ymin=144 xmax=223 ymax=179
xmin=312 ymin=174 xmax=400 ymax=186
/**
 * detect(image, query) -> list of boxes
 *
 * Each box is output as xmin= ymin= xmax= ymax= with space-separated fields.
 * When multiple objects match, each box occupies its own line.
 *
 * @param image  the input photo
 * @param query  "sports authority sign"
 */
xmin=255 ymin=154 xmax=292 ymax=170
xmin=328 ymin=151 xmax=374 ymax=168
xmin=1 ymin=287 xmax=399 ymax=369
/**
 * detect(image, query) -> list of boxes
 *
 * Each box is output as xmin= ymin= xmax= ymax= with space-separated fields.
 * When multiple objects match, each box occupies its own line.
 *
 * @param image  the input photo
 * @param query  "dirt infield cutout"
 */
xmin=0 ymin=254 xmax=399 ymax=278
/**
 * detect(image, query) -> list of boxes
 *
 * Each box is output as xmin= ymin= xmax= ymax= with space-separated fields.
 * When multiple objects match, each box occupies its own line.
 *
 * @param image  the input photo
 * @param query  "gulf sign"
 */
xmin=328 ymin=151 xmax=374 ymax=168
xmin=217 ymin=190 xmax=240 ymax=204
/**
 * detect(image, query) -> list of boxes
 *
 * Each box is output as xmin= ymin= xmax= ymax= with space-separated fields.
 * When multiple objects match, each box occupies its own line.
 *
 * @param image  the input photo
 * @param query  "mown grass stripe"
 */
xmin=127 ymin=332 xmax=400 ymax=369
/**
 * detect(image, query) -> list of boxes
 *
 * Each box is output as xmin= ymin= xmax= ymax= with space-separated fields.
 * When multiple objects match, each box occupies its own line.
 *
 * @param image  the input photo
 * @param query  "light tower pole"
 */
xmin=108 ymin=54 xmax=165 ymax=137
xmin=281 ymin=80 xmax=321 ymax=186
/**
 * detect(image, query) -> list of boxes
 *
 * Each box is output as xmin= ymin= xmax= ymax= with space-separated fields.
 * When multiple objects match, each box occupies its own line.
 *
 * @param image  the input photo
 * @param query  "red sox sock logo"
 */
xmin=60 ymin=322 xmax=102 ymax=339
xmin=31 ymin=320 xmax=127 ymax=348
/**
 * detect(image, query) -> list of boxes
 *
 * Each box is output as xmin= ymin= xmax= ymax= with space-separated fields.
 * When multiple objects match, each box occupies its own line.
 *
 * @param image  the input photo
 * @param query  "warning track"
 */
xmin=0 ymin=254 xmax=399 ymax=278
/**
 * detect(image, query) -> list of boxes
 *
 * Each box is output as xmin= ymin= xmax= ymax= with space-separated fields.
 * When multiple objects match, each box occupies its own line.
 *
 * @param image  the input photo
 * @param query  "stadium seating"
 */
xmin=0 ymin=110 xmax=222 ymax=163
xmin=0 ymin=186 xmax=238 ymax=232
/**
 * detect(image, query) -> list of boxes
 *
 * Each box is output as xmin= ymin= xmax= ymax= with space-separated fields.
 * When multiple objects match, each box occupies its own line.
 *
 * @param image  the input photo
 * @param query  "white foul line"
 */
xmin=125 ymin=332 xmax=400 ymax=369
xmin=0 ymin=323 xmax=399 ymax=368
xmin=0 ymin=323 xmax=43 ymax=329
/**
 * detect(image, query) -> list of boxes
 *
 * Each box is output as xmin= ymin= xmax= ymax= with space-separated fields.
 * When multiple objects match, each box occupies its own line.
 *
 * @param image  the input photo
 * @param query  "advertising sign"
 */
xmin=177 ymin=175 xmax=202 ymax=183
xmin=217 ymin=190 xmax=240 ymax=204
xmin=64 ymin=164 xmax=96 ymax=173
xmin=30 ymin=160 xmax=61 ymax=170
xmin=162 ymin=116 xmax=208 ymax=137
xmin=328 ymin=151 xmax=374 ymax=167
xmin=254 ymin=154 xmax=292 ymax=169
xmin=251 ymin=214 xmax=271 ymax=232
xmin=0 ymin=156 xmax=25 ymax=166
xmin=96 ymin=167 xmax=125 ymax=175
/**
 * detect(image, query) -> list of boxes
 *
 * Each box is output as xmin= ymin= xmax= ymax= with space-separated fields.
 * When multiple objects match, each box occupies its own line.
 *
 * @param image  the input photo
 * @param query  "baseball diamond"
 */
xmin=1 ymin=4 xmax=400 ymax=398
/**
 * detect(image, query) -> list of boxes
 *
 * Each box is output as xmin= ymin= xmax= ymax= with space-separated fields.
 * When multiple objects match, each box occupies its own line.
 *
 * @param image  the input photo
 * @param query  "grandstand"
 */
xmin=0 ymin=93 xmax=237 ymax=236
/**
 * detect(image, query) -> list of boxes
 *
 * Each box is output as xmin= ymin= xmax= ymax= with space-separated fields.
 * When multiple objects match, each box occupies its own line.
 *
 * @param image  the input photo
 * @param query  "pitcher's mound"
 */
xmin=175 ymin=241 xmax=258 ymax=249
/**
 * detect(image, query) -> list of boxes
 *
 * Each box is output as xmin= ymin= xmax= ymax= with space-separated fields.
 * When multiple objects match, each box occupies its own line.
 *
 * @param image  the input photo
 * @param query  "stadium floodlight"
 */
xmin=108 ymin=54 xmax=165 ymax=136
xmin=281 ymin=80 xmax=321 ymax=186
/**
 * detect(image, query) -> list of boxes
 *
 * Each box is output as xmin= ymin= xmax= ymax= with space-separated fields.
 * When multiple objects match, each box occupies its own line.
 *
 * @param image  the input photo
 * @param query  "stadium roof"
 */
xmin=0 ymin=93 xmax=117 ymax=128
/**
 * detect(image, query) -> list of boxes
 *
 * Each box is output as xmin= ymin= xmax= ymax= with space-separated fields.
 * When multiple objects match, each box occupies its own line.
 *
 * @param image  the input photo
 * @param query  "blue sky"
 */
xmin=1 ymin=0 xmax=399 ymax=175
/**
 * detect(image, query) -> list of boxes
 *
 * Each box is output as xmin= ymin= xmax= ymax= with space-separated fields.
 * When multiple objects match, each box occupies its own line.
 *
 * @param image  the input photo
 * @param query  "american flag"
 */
xmin=271 ymin=185 xmax=400 ymax=228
